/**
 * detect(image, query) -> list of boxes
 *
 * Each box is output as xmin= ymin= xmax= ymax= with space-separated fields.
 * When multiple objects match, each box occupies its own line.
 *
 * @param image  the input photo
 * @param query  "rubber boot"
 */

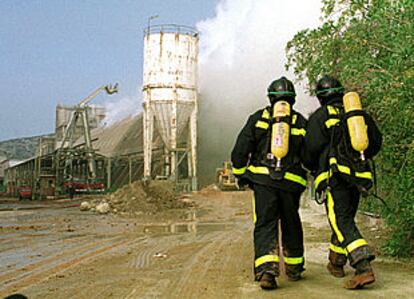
xmin=327 ymin=262 xmax=345 ymax=278
xmin=327 ymin=250 xmax=346 ymax=278
xmin=259 ymin=272 xmax=278 ymax=290
xmin=286 ymin=264 xmax=305 ymax=281
xmin=344 ymin=260 xmax=375 ymax=289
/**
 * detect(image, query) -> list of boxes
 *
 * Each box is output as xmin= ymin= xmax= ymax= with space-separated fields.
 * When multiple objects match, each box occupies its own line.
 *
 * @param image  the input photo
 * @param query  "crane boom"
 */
xmin=79 ymin=83 xmax=118 ymax=108
xmin=59 ymin=83 xmax=118 ymax=183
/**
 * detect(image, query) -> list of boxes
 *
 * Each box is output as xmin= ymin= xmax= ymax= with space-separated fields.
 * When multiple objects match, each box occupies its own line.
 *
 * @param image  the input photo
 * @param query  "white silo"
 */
xmin=142 ymin=24 xmax=199 ymax=190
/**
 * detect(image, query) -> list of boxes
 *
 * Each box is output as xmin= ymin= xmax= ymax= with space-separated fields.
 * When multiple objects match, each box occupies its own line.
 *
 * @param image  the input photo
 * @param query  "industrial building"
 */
xmin=143 ymin=24 xmax=199 ymax=191
xmin=4 ymin=24 xmax=200 ymax=198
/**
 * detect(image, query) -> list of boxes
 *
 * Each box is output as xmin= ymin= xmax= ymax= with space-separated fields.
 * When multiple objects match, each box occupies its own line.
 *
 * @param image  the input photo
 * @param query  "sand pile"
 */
xmin=81 ymin=180 xmax=191 ymax=216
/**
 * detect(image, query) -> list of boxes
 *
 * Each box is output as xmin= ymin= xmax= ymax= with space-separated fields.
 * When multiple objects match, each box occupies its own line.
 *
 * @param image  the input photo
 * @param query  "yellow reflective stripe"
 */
xmin=330 ymin=243 xmax=347 ymax=255
xmin=329 ymin=157 xmax=350 ymax=175
xmin=284 ymin=172 xmax=307 ymax=187
xmin=325 ymin=118 xmax=340 ymax=128
xmin=355 ymin=171 xmax=373 ymax=179
xmin=248 ymin=165 xmax=269 ymax=174
xmin=327 ymin=105 xmax=339 ymax=115
xmin=255 ymin=120 xmax=269 ymax=129
xmin=248 ymin=166 xmax=306 ymax=187
xmin=327 ymin=190 xmax=345 ymax=243
xmin=252 ymin=194 xmax=257 ymax=224
xmin=315 ymin=170 xmax=332 ymax=189
xmin=232 ymin=166 xmax=247 ymax=175
xmin=346 ymin=239 xmax=368 ymax=253
xmin=291 ymin=114 xmax=297 ymax=125
xmin=337 ymin=164 xmax=351 ymax=174
xmin=255 ymin=255 xmax=279 ymax=267
xmin=331 ymin=157 xmax=371 ymax=178
xmin=284 ymin=256 xmax=304 ymax=265
xmin=262 ymin=109 xmax=270 ymax=119
xmin=291 ymin=128 xmax=306 ymax=136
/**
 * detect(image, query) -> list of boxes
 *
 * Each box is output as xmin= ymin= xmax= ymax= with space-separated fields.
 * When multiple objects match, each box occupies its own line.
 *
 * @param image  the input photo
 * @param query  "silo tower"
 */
xmin=142 ymin=24 xmax=199 ymax=190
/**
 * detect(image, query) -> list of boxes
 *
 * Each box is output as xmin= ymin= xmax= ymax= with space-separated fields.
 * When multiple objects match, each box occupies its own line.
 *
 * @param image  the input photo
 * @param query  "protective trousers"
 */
xmin=252 ymin=183 xmax=304 ymax=280
xmin=325 ymin=181 xmax=375 ymax=268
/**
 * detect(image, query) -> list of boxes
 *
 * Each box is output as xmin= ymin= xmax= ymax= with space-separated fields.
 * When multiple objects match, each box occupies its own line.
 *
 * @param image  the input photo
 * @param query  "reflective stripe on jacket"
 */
xmin=231 ymin=106 xmax=308 ymax=193
xmin=304 ymin=101 xmax=382 ymax=192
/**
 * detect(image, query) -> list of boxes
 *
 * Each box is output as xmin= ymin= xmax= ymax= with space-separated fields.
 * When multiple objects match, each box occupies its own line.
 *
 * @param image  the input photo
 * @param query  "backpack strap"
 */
xmin=343 ymin=109 xmax=366 ymax=121
xmin=325 ymin=105 xmax=341 ymax=129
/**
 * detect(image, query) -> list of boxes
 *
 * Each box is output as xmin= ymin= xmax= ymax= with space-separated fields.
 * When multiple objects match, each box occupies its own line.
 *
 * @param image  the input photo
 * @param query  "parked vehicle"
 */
xmin=18 ymin=185 xmax=32 ymax=200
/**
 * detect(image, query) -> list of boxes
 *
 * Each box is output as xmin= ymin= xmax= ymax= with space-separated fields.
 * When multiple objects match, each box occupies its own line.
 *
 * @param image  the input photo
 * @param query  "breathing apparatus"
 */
xmin=343 ymin=92 xmax=369 ymax=161
xmin=262 ymin=77 xmax=295 ymax=175
xmin=271 ymin=101 xmax=291 ymax=170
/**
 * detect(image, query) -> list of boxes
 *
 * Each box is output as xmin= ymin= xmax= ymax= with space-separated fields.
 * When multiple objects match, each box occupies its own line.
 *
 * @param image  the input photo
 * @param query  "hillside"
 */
xmin=0 ymin=134 xmax=52 ymax=160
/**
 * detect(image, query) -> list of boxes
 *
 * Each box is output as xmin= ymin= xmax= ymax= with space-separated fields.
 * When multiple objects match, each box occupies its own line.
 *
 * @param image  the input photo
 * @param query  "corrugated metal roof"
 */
xmin=74 ymin=113 xmax=162 ymax=157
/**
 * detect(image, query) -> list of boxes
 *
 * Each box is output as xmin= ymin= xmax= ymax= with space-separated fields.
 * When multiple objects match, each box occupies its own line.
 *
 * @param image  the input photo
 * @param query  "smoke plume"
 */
xmin=196 ymin=0 xmax=322 ymax=185
xmin=102 ymin=96 xmax=141 ymax=127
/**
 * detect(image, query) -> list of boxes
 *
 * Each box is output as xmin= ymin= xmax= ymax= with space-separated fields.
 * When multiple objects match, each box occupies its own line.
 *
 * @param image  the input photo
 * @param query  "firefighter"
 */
xmin=303 ymin=75 xmax=382 ymax=289
xmin=231 ymin=77 xmax=308 ymax=290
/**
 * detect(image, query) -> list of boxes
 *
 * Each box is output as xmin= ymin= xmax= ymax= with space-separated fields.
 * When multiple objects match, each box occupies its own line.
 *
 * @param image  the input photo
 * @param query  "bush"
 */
xmin=286 ymin=0 xmax=414 ymax=257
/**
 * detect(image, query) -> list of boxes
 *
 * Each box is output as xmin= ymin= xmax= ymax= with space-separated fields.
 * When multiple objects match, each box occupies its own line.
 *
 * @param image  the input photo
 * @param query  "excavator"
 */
xmin=215 ymin=161 xmax=241 ymax=191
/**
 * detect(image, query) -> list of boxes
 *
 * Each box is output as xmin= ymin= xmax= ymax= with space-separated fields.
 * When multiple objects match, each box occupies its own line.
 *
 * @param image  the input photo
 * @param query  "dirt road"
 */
xmin=0 ymin=189 xmax=413 ymax=298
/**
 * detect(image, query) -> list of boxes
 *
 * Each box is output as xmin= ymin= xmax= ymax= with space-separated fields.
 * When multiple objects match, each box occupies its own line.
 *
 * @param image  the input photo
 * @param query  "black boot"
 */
xmin=259 ymin=272 xmax=278 ymax=290
xmin=286 ymin=264 xmax=305 ymax=281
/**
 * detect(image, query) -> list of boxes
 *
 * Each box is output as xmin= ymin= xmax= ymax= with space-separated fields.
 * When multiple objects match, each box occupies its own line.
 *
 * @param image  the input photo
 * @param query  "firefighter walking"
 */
xmin=231 ymin=77 xmax=307 ymax=290
xmin=303 ymin=75 xmax=382 ymax=289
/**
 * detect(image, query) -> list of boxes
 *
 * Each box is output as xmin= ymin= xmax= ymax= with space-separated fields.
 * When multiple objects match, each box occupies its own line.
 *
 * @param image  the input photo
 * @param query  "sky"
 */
xmin=0 ymin=0 xmax=322 ymax=142
xmin=0 ymin=0 xmax=218 ymax=141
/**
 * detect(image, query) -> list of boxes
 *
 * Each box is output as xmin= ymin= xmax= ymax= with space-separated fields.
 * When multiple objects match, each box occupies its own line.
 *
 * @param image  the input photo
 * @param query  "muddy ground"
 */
xmin=0 ymin=187 xmax=413 ymax=299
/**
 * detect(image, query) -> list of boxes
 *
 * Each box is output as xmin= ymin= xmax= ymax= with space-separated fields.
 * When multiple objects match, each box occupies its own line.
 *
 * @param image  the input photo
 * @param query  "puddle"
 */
xmin=139 ymin=222 xmax=234 ymax=235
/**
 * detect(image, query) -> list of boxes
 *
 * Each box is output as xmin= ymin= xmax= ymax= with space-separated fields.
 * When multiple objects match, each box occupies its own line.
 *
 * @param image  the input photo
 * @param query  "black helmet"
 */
xmin=267 ymin=76 xmax=296 ymax=105
xmin=315 ymin=75 xmax=344 ymax=105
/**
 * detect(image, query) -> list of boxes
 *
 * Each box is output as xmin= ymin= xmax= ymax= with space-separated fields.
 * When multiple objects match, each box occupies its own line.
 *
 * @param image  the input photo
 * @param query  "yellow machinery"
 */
xmin=271 ymin=101 xmax=291 ymax=169
xmin=343 ymin=92 xmax=369 ymax=160
xmin=216 ymin=161 xmax=239 ymax=191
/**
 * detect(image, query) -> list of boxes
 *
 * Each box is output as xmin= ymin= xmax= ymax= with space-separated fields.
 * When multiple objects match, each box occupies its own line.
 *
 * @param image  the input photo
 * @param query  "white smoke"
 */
xmin=197 ymin=0 xmax=322 ymax=116
xmin=196 ymin=0 xmax=322 ymax=185
xmin=102 ymin=96 xmax=141 ymax=127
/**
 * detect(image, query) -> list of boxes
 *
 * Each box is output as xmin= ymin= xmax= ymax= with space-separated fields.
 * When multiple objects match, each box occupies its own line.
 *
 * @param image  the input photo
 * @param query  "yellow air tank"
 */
xmin=343 ymin=92 xmax=369 ymax=160
xmin=271 ymin=101 xmax=291 ymax=169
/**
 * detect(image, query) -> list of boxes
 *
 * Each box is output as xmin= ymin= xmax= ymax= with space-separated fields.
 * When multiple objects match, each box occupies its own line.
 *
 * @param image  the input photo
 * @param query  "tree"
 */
xmin=286 ymin=0 xmax=414 ymax=257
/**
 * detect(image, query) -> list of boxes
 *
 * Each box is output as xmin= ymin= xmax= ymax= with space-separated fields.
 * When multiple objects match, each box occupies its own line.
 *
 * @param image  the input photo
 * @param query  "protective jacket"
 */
xmin=231 ymin=106 xmax=307 ymax=193
xmin=303 ymin=97 xmax=382 ymax=193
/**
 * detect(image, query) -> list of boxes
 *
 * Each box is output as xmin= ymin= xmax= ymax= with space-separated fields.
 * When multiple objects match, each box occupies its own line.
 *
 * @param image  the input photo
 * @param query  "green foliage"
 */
xmin=286 ymin=0 xmax=414 ymax=257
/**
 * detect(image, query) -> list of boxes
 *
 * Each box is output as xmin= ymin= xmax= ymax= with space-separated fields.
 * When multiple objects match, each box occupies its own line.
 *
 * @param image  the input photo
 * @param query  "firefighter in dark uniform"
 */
xmin=304 ymin=75 xmax=382 ymax=289
xmin=231 ymin=77 xmax=307 ymax=290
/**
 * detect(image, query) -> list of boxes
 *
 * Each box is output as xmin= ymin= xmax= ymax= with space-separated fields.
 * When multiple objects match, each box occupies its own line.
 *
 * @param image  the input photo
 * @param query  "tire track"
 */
xmin=166 ymin=230 xmax=234 ymax=299
xmin=0 ymin=236 xmax=121 ymax=284
xmin=128 ymin=243 xmax=167 ymax=269
xmin=0 ymin=236 xmax=143 ymax=297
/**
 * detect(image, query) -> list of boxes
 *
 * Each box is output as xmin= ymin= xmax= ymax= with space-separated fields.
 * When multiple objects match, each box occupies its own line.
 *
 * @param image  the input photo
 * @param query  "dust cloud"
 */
xmin=196 ymin=0 xmax=322 ymax=186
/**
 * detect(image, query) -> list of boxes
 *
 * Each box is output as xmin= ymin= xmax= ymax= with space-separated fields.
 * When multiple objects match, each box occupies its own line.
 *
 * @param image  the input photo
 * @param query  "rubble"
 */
xmin=80 ymin=202 xmax=91 ymax=211
xmin=96 ymin=202 xmax=110 ymax=214
xmin=79 ymin=180 xmax=193 ymax=216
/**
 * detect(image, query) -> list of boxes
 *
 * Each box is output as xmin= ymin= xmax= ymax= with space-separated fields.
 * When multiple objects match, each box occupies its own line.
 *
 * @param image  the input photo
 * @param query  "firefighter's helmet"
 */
xmin=315 ymin=75 xmax=345 ymax=105
xmin=267 ymin=76 xmax=296 ymax=105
